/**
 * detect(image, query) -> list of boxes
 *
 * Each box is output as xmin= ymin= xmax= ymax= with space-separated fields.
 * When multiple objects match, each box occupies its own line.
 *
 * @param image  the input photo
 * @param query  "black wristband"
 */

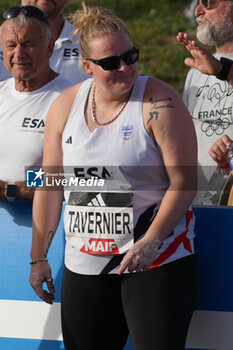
xmin=216 ymin=57 xmax=233 ymax=81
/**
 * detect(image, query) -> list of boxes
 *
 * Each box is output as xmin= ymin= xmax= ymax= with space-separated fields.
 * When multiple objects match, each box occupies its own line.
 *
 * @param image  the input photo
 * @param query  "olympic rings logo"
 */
xmin=201 ymin=118 xmax=230 ymax=137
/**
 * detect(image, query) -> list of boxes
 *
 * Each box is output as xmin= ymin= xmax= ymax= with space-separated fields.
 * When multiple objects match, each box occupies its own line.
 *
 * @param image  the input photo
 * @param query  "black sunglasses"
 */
xmin=86 ymin=46 xmax=139 ymax=71
xmin=1 ymin=6 xmax=49 ymax=25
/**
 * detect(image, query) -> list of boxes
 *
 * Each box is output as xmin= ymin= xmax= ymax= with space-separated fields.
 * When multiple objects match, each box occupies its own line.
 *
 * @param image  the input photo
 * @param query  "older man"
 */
xmin=0 ymin=6 xmax=73 ymax=201
xmin=177 ymin=0 xmax=233 ymax=205
xmin=0 ymin=0 xmax=87 ymax=83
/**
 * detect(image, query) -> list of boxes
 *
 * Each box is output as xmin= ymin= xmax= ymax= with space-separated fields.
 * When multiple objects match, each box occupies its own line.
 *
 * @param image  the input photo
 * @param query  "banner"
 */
xmin=0 ymin=201 xmax=232 ymax=350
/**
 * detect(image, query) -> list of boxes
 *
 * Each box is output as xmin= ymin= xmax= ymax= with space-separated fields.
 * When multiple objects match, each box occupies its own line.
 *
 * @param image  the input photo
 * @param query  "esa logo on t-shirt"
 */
xmin=21 ymin=117 xmax=45 ymax=133
xmin=63 ymin=48 xmax=79 ymax=60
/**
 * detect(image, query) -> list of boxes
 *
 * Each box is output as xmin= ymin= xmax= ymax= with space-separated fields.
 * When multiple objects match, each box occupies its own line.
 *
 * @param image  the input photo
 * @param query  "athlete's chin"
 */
xmin=114 ymin=76 xmax=136 ymax=90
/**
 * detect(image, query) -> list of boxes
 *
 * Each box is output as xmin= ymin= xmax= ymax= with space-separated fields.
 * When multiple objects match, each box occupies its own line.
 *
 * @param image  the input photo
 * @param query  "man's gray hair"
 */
xmin=0 ymin=13 xmax=52 ymax=43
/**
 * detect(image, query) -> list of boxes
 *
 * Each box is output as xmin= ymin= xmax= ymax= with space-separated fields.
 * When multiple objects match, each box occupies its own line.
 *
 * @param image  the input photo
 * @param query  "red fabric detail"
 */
xmin=149 ymin=210 xmax=194 ymax=268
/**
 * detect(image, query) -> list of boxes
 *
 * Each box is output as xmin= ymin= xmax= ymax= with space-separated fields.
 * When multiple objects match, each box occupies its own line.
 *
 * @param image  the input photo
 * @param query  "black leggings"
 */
xmin=61 ymin=254 xmax=197 ymax=350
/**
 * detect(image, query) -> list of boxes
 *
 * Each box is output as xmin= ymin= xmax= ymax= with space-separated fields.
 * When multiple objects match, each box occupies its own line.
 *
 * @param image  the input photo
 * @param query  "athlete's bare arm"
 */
xmin=119 ymin=78 xmax=197 ymax=274
xmin=29 ymin=84 xmax=80 ymax=303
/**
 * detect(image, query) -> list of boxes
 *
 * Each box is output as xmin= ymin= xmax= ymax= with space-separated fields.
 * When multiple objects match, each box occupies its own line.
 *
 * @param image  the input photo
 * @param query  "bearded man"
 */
xmin=177 ymin=0 xmax=233 ymax=205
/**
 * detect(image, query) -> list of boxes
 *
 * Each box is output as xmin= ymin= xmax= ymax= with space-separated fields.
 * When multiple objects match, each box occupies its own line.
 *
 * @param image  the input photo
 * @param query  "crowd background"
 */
xmin=0 ymin=0 xmax=201 ymax=95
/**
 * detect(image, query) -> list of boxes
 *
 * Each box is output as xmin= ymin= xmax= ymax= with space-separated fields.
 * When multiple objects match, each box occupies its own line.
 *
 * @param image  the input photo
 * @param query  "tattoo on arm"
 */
xmin=147 ymin=97 xmax=175 ymax=124
xmin=44 ymin=230 xmax=55 ymax=257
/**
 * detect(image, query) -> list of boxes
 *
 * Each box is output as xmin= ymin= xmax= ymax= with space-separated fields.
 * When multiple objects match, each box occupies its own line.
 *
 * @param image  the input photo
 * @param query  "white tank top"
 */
xmin=62 ymin=75 xmax=196 ymax=275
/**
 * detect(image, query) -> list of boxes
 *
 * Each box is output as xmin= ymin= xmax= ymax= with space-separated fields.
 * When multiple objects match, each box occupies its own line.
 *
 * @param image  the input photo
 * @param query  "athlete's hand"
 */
xmin=29 ymin=261 xmax=55 ymax=304
xmin=209 ymin=134 xmax=233 ymax=167
xmin=177 ymin=32 xmax=222 ymax=76
xmin=118 ymin=236 xmax=161 ymax=274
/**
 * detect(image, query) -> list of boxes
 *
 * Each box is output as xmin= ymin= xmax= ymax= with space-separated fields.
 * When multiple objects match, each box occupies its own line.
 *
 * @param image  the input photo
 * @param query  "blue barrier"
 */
xmin=0 ymin=201 xmax=232 ymax=349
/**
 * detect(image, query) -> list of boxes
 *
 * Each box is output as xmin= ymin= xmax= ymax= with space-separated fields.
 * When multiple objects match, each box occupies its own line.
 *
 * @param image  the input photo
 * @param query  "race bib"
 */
xmin=64 ymin=192 xmax=134 ymax=255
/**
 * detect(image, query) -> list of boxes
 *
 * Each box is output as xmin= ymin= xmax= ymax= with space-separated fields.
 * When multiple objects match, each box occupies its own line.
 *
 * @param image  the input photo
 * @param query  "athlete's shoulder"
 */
xmin=47 ymin=74 xmax=74 ymax=94
xmin=144 ymin=76 xmax=181 ymax=105
xmin=53 ymin=82 xmax=81 ymax=107
xmin=46 ymin=81 xmax=84 ymax=129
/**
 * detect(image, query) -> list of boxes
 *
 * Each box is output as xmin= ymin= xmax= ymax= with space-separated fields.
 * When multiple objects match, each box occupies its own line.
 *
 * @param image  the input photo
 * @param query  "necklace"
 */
xmin=91 ymin=84 xmax=131 ymax=126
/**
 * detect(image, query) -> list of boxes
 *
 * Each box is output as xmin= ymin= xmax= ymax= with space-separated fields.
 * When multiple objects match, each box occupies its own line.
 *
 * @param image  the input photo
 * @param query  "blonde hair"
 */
xmin=70 ymin=2 xmax=131 ymax=59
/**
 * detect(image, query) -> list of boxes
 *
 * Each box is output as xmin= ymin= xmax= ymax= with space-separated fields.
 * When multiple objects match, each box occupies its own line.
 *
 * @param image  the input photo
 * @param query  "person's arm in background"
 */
xmin=209 ymin=134 xmax=233 ymax=174
xmin=0 ymin=181 xmax=35 ymax=201
xmin=177 ymin=32 xmax=233 ymax=86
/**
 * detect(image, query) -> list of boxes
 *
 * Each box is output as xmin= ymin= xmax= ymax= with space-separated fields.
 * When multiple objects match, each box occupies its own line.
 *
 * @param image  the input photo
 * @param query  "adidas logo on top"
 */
xmin=65 ymin=136 xmax=72 ymax=144
xmin=87 ymin=193 xmax=106 ymax=207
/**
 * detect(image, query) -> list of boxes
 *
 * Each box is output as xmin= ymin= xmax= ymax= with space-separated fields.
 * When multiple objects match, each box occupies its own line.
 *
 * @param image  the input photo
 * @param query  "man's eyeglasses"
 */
xmin=86 ymin=46 xmax=139 ymax=71
xmin=1 ymin=6 xmax=49 ymax=25
xmin=199 ymin=0 xmax=223 ymax=10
